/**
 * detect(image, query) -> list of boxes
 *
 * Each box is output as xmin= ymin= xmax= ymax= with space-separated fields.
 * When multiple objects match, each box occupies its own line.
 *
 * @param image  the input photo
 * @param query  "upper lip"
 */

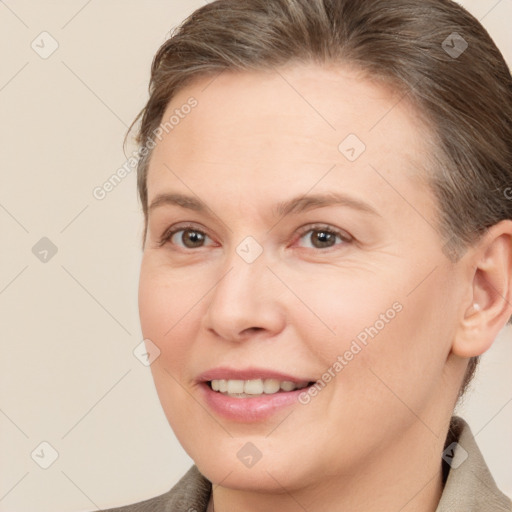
xmin=197 ymin=367 xmax=315 ymax=383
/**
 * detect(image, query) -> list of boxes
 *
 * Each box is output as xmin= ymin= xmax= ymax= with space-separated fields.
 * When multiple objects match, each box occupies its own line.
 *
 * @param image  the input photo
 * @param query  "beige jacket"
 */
xmin=99 ymin=417 xmax=511 ymax=511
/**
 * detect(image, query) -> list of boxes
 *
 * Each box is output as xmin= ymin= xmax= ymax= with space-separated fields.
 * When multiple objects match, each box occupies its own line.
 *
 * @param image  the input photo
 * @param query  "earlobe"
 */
xmin=453 ymin=221 xmax=512 ymax=359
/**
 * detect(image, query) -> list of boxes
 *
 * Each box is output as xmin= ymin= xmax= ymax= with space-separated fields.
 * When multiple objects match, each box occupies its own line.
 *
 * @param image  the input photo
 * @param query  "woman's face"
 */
xmin=138 ymin=64 xmax=465 ymax=491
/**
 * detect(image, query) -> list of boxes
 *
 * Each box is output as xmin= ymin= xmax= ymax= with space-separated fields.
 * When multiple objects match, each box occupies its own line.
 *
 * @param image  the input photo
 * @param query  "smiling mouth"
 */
xmin=207 ymin=378 xmax=314 ymax=398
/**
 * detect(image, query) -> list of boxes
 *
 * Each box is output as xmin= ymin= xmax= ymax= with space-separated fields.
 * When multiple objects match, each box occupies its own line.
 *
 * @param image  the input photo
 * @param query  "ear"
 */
xmin=453 ymin=220 xmax=512 ymax=358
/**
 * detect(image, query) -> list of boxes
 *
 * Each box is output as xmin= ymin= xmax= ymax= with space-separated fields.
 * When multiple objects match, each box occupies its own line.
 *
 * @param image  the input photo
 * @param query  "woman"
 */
xmin=103 ymin=0 xmax=512 ymax=510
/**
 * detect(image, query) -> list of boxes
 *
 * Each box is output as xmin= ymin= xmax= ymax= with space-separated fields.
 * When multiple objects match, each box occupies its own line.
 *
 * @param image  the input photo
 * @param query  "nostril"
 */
xmin=246 ymin=327 xmax=264 ymax=334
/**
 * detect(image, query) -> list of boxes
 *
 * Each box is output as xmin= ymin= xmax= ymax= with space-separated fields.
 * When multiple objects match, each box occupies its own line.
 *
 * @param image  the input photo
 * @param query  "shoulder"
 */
xmin=437 ymin=416 xmax=512 ymax=512
xmin=97 ymin=465 xmax=211 ymax=512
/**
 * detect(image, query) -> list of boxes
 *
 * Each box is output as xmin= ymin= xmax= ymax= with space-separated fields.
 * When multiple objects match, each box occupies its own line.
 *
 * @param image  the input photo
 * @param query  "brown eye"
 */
xmin=309 ymin=230 xmax=337 ymax=248
xmin=296 ymin=226 xmax=350 ymax=250
xmin=175 ymin=228 xmax=207 ymax=248
xmin=158 ymin=223 xmax=216 ymax=250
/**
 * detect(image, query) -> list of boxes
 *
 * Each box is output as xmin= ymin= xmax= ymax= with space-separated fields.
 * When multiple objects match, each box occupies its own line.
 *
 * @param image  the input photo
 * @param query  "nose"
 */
xmin=202 ymin=249 xmax=286 ymax=343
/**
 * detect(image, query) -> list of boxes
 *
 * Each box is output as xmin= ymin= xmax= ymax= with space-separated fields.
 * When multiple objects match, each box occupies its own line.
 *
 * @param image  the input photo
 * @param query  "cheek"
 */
xmin=138 ymin=262 xmax=204 ymax=435
xmin=138 ymin=271 xmax=171 ymax=341
xmin=138 ymin=257 xmax=201 ymax=336
xmin=344 ymin=271 xmax=456 ymax=413
xmin=296 ymin=265 xmax=455 ymax=408
xmin=290 ymin=267 xmax=404 ymax=361
xmin=138 ymin=260 xmax=199 ymax=373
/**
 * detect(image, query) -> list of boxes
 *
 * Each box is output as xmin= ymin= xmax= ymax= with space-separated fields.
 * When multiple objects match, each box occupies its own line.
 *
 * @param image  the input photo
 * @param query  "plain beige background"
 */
xmin=0 ymin=1 xmax=511 ymax=511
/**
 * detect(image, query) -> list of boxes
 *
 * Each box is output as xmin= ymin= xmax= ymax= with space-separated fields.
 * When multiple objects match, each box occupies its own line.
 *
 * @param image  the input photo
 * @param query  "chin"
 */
xmin=196 ymin=456 xmax=302 ymax=492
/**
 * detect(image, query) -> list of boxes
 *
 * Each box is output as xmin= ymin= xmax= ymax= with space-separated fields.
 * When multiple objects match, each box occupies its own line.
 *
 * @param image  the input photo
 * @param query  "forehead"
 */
xmin=146 ymin=63 xmax=433 ymax=207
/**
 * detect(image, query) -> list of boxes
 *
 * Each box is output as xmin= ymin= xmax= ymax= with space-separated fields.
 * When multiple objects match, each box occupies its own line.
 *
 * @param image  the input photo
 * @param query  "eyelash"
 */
xmin=157 ymin=223 xmax=211 ymax=248
xmin=157 ymin=222 xmax=353 ymax=251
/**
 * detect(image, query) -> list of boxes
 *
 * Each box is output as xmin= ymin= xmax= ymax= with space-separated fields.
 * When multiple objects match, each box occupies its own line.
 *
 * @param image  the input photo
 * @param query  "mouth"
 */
xmin=207 ymin=378 xmax=314 ymax=398
xmin=197 ymin=368 xmax=317 ymax=421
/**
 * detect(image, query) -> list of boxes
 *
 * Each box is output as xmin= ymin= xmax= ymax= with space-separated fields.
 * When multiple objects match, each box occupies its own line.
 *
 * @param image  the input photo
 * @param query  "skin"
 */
xmin=138 ymin=63 xmax=512 ymax=512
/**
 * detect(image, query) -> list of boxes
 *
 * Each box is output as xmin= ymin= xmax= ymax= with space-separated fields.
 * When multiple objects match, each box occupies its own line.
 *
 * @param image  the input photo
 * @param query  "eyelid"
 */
xmin=157 ymin=222 xmax=214 ymax=248
xmin=157 ymin=222 xmax=353 ymax=250
xmin=293 ymin=223 xmax=353 ymax=246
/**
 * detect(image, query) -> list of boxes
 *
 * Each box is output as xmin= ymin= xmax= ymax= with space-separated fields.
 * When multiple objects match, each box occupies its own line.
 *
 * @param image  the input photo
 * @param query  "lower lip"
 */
xmin=199 ymin=382 xmax=310 ymax=422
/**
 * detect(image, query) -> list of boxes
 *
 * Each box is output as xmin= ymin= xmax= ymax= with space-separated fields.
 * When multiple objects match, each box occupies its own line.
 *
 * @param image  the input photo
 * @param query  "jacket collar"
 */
xmin=436 ymin=416 xmax=511 ymax=511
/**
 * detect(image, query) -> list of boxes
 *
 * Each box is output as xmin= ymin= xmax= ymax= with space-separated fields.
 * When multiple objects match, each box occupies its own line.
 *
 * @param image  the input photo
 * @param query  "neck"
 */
xmin=209 ymin=419 xmax=447 ymax=512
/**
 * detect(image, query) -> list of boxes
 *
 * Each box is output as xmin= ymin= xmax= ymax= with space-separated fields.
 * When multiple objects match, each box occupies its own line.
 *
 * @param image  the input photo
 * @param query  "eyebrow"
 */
xmin=149 ymin=193 xmax=206 ymax=214
xmin=148 ymin=192 xmax=380 ymax=218
xmin=274 ymin=192 xmax=380 ymax=218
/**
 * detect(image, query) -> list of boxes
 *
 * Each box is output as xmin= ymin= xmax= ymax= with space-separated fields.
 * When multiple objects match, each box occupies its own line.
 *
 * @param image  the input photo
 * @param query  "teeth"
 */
xmin=211 ymin=379 xmax=228 ymax=392
xmin=280 ymin=380 xmax=296 ymax=392
xmin=209 ymin=378 xmax=310 ymax=396
xmin=244 ymin=379 xmax=263 ymax=394
xmin=263 ymin=379 xmax=280 ymax=394
xmin=227 ymin=380 xmax=244 ymax=394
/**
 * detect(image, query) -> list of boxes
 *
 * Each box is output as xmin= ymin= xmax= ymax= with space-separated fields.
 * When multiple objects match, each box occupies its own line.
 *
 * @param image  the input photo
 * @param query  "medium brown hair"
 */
xmin=128 ymin=0 xmax=512 ymax=394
